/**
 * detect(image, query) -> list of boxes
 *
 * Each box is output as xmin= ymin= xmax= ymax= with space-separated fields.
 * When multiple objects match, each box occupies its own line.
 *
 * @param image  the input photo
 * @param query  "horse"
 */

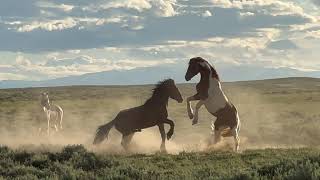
xmin=185 ymin=57 xmax=240 ymax=152
xmin=39 ymin=92 xmax=64 ymax=136
xmin=93 ymin=79 xmax=183 ymax=153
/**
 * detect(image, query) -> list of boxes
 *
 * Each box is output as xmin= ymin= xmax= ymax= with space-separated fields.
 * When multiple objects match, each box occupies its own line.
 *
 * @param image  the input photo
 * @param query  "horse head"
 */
xmin=185 ymin=57 xmax=220 ymax=81
xmin=166 ymin=79 xmax=183 ymax=103
xmin=155 ymin=79 xmax=183 ymax=103
xmin=40 ymin=92 xmax=50 ymax=108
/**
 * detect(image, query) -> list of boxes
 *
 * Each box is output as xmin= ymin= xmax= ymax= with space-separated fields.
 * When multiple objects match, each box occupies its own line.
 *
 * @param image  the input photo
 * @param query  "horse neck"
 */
xmin=41 ymin=99 xmax=51 ymax=110
xmin=145 ymin=92 xmax=169 ymax=108
xmin=199 ymin=70 xmax=210 ymax=87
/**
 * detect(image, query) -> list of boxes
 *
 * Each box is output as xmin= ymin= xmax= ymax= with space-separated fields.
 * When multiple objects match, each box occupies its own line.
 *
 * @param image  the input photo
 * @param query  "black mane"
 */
xmin=209 ymin=64 xmax=220 ymax=81
xmin=144 ymin=79 xmax=173 ymax=106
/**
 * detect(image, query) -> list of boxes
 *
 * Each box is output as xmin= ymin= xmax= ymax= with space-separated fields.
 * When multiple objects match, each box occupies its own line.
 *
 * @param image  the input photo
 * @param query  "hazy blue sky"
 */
xmin=0 ymin=0 xmax=320 ymax=81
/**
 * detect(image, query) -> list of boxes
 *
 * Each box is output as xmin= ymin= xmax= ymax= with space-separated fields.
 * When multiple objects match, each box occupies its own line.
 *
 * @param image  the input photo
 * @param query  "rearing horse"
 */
xmin=185 ymin=57 xmax=240 ymax=151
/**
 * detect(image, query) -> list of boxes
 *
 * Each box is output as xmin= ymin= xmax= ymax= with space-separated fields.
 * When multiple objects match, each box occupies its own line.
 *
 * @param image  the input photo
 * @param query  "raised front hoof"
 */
xmin=188 ymin=112 xmax=194 ymax=119
xmin=167 ymin=131 xmax=173 ymax=140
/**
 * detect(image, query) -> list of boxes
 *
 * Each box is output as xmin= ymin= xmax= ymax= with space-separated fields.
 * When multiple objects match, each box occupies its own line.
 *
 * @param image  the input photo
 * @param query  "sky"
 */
xmin=0 ymin=0 xmax=320 ymax=81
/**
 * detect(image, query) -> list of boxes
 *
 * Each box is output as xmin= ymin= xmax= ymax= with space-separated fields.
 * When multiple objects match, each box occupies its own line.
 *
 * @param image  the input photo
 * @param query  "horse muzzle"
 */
xmin=185 ymin=75 xmax=192 ymax=81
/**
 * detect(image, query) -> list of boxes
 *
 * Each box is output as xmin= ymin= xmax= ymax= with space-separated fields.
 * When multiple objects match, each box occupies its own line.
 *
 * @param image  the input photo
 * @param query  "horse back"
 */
xmin=114 ymin=105 xmax=167 ymax=133
xmin=51 ymin=104 xmax=63 ymax=113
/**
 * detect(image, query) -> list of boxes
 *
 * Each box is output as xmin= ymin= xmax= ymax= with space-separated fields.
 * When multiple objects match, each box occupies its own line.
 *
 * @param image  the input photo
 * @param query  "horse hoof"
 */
xmin=192 ymin=120 xmax=198 ymax=125
xmin=167 ymin=131 xmax=173 ymax=140
xmin=188 ymin=113 xmax=194 ymax=119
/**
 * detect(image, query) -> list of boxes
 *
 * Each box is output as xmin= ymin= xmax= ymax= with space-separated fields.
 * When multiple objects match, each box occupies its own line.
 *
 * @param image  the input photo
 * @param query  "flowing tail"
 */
xmin=93 ymin=120 xmax=115 ymax=145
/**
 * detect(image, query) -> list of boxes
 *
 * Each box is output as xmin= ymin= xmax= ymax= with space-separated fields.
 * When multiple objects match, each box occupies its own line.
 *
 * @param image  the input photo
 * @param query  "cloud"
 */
xmin=17 ymin=18 xmax=77 ymax=32
xmin=100 ymin=0 xmax=177 ymax=17
xmin=37 ymin=2 xmax=75 ymax=12
xmin=0 ymin=73 xmax=26 ymax=81
xmin=239 ymin=11 xmax=254 ymax=17
xmin=267 ymin=39 xmax=298 ymax=50
xmin=202 ymin=10 xmax=212 ymax=17
xmin=211 ymin=0 xmax=316 ymax=21
xmin=311 ymin=0 xmax=320 ymax=6
xmin=0 ymin=0 xmax=40 ymax=18
xmin=16 ymin=56 xmax=32 ymax=66
xmin=1 ymin=0 xmax=320 ymax=82
xmin=151 ymin=0 xmax=177 ymax=17
xmin=0 ymin=0 xmax=315 ymax=52
xmin=10 ymin=54 xmax=176 ymax=80
xmin=101 ymin=0 xmax=152 ymax=12
xmin=211 ymin=0 xmax=234 ymax=8
xmin=45 ymin=55 xmax=93 ymax=66
xmin=13 ymin=16 xmax=125 ymax=32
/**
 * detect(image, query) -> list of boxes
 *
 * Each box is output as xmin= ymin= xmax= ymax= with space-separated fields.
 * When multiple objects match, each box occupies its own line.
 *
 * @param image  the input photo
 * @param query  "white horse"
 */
xmin=185 ymin=57 xmax=240 ymax=151
xmin=39 ymin=92 xmax=64 ymax=136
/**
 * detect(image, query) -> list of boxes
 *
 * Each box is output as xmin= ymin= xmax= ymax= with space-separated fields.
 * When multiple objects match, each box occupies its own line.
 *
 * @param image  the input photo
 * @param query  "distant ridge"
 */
xmin=1 ymin=64 xmax=320 ymax=89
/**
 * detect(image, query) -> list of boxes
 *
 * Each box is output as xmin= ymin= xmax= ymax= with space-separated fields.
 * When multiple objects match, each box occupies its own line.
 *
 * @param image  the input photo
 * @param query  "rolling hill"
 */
xmin=1 ymin=64 xmax=320 ymax=89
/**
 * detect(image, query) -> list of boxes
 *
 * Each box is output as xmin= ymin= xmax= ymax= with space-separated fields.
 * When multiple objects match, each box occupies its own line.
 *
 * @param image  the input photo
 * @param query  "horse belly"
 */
xmin=136 ymin=117 xmax=158 ymax=129
xmin=116 ymin=109 xmax=158 ymax=133
xmin=204 ymin=98 xmax=226 ymax=115
xmin=214 ymin=103 xmax=238 ymax=131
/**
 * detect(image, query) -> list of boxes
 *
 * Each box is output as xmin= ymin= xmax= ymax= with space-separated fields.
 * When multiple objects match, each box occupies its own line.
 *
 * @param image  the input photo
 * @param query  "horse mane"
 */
xmin=145 ymin=79 xmax=173 ymax=106
xmin=208 ymin=63 xmax=220 ymax=81
xmin=189 ymin=57 xmax=221 ymax=100
xmin=190 ymin=57 xmax=220 ymax=81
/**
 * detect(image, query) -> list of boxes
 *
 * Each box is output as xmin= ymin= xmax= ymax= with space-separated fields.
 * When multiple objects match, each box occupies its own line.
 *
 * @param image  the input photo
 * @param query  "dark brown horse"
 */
xmin=93 ymin=79 xmax=183 ymax=153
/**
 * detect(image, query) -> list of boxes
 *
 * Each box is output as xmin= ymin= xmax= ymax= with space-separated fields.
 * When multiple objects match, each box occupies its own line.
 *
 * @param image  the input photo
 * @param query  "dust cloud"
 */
xmin=0 ymin=85 xmax=319 ymax=154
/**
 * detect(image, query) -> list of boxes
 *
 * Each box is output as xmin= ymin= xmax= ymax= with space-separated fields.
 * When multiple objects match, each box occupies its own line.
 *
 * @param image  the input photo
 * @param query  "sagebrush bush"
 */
xmin=0 ymin=146 xmax=319 ymax=180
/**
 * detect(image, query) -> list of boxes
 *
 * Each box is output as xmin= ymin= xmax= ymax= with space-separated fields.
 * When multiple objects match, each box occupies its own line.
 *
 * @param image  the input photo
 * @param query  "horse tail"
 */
xmin=93 ymin=119 xmax=116 ymax=145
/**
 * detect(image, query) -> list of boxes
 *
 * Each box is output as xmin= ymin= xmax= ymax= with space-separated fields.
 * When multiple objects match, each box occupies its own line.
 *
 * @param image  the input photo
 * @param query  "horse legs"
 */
xmin=232 ymin=114 xmax=241 ymax=152
xmin=187 ymin=96 xmax=195 ymax=119
xmin=54 ymin=125 xmax=59 ymax=132
xmin=187 ymin=95 xmax=201 ymax=120
xmin=192 ymin=100 xmax=204 ymax=125
xmin=59 ymin=109 xmax=63 ymax=131
xmin=158 ymin=124 xmax=167 ymax=153
xmin=210 ymin=122 xmax=222 ymax=145
xmin=47 ymin=115 xmax=50 ymax=136
xmin=214 ymin=129 xmax=222 ymax=144
xmin=232 ymin=129 xmax=240 ymax=152
xmin=121 ymin=133 xmax=134 ymax=151
xmin=163 ymin=119 xmax=174 ymax=140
